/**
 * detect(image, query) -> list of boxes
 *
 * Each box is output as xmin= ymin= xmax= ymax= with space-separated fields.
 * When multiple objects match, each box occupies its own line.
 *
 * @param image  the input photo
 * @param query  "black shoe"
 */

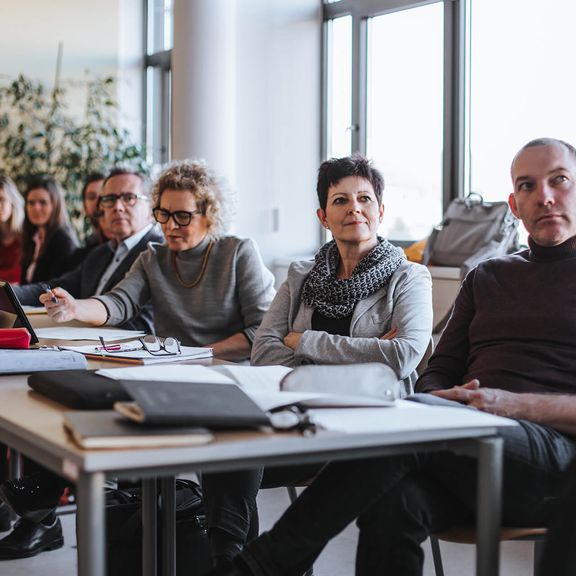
xmin=0 ymin=502 xmax=11 ymax=532
xmin=0 ymin=473 xmax=63 ymax=522
xmin=0 ymin=517 xmax=64 ymax=559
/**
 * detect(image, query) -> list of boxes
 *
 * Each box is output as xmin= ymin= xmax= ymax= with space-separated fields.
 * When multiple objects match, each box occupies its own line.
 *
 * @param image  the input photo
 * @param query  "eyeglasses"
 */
xmin=98 ymin=335 xmax=182 ymax=356
xmin=140 ymin=335 xmax=181 ymax=356
xmin=99 ymin=193 xmax=149 ymax=208
xmin=152 ymin=207 xmax=203 ymax=227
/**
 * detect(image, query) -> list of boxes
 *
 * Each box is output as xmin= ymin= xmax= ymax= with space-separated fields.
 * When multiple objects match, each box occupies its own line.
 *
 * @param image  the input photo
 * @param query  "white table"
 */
xmin=0 ymin=384 xmax=506 ymax=576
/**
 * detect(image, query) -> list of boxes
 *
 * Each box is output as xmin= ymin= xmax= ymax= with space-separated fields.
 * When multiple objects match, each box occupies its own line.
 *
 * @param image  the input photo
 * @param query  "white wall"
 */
xmin=1 ymin=0 xmax=322 ymax=267
xmin=234 ymin=1 xmax=322 ymax=265
xmin=0 ymin=0 xmax=143 ymax=138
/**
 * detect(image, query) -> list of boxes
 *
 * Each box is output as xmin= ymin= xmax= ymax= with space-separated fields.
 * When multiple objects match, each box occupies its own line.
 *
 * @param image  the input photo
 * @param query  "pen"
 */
xmin=42 ymin=284 xmax=58 ymax=304
xmin=95 ymin=344 xmax=142 ymax=352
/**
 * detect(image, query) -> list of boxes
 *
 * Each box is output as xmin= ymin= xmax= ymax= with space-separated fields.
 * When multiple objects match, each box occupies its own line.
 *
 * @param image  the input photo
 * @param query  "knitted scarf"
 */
xmin=301 ymin=237 xmax=406 ymax=319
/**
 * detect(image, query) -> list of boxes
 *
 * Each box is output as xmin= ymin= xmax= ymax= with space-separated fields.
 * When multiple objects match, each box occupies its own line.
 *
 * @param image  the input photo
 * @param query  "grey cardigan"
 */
xmin=95 ymin=236 xmax=276 ymax=353
xmin=251 ymin=259 xmax=433 ymax=392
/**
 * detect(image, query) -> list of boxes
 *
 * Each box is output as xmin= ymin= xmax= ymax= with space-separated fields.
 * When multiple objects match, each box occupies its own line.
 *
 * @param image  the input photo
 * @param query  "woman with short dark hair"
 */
xmin=204 ymin=153 xmax=433 ymax=570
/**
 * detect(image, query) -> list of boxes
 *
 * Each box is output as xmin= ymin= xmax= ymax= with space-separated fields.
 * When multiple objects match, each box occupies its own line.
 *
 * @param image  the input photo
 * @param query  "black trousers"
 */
xmin=202 ymin=463 xmax=323 ymax=565
xmin=539 ymin=456 xmax=576 ymax=576
xmin=239 ymin=419 xmax=576 ymax=576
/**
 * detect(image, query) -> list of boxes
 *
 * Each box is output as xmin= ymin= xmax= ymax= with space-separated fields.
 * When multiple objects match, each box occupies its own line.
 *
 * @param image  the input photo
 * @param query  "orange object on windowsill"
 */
xmin=403 ymin=238 xmax=428 ymax=263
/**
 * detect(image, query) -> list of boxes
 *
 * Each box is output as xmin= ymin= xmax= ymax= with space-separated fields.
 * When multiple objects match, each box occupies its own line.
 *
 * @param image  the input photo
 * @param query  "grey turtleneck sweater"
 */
xmin=417 ymin=236 xmax=576 ymax=394
xmin=95 ymin=235 xmax=276 ymax=349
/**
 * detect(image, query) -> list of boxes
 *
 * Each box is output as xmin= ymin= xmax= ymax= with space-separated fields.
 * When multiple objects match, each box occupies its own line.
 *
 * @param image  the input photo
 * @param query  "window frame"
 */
xmin=143 ymin=0 xmax=173 ymax=166
xmin=322 ymin=0 xmax=469 ymax=241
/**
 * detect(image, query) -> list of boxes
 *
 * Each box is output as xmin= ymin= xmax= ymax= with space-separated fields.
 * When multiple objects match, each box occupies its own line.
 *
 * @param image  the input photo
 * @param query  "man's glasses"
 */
xmin=98 ymin=335 xmax=182 ymax=356
xmin=99 ymin=193 xmax=149 ymax=208
xmin=153 ymin=207 xmax=203 ymax=227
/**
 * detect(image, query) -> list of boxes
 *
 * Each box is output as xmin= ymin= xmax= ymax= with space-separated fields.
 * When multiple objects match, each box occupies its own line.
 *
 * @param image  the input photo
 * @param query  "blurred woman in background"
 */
xmin=20 ymin=175 xmax=78 ymax=285
xmin=0 ymin=175 xmax=24 ymax=284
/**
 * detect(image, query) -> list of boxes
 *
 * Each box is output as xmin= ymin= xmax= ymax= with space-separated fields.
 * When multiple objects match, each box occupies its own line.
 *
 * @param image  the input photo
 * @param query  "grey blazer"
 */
xmin=14 ymin=226 xmax=165 ymax=334
xmin=251 ymin=259 xmax=433 ymax=393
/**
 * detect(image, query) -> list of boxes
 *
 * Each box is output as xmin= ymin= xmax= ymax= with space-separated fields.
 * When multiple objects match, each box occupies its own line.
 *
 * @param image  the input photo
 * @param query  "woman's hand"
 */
xmin=39 ymin=287 xmax=78 ymax=323
xmin=380 ymin=327 xmax=398 ymax=340
xmin=284 ymin=332 xmax=303 ymax=350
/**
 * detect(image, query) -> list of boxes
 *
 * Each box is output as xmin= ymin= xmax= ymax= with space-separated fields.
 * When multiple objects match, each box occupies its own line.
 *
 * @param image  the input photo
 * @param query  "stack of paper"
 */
xmin=58 ymin=344 xmax=213 ymax=365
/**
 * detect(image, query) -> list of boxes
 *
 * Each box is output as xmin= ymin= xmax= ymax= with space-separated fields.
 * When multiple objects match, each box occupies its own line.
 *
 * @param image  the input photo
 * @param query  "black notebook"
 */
xmin=28 ymin=370 xmax=131 ymax=409
xmin=115 ymin=380 xmax=271 ymax=429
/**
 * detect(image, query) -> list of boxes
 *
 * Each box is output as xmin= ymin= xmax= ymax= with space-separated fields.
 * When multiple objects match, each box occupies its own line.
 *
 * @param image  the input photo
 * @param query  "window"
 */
xmin=146 ymin=0 xmax=173 ymax=54
xmin=366 ymin=4 xmax=444 ymax=240
xmin=325 ymin=16 xmax=353 ymax=158
xmin=323 ymin=0 xmax=454 ymax=244
xmin=324 ymin=0 xmax=576 ymax=244
xmin=469 ymin=0 xmax=576 ymax=242
xmin=144 ymin=0 xmax=173 ymax=166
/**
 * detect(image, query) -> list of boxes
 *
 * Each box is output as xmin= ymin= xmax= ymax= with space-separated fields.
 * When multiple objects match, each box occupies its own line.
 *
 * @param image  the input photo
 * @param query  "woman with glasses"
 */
xmin=0 ymin=175 xmax=24 ymax=284
xmin=20 ymin=175 xmax=78 ymax=285
xmin=204 ymin=154 xmax=433 ymax=572
xmin=40 ymin=160 xmax=276 ymax=361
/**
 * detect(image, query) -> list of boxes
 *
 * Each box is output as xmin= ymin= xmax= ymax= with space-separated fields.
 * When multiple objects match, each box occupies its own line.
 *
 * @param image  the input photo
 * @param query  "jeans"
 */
xmin=240 ymin=419 xmax=576 ymax=576
xmin=202 ymin=463 xmax=323 ymax=565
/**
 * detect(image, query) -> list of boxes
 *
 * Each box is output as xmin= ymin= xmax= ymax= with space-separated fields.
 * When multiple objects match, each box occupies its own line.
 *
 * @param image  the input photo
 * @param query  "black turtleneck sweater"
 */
xmin=417 ymin=236 xmax=576 ymax=394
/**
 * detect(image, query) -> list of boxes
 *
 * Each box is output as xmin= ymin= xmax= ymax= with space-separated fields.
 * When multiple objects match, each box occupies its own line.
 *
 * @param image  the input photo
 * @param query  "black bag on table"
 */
xmin=105 ymin=478 xmax=211 ymax=576
xmin=422 ymin=192 xmax=520 ymax=278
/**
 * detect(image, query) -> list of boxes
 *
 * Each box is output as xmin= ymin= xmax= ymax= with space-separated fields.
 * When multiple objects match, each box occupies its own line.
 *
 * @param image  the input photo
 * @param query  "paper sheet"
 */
xmin=208 ymin=365 xmax=293 ymax=392
xmin=308 ymin=400 xmax=517 ymax=433
xmin=59 ymin=343 xmax=213 ymax=364
xmin=97 ymin=365 xmax=234 ymax=384
xmin=35 ymin=327 xmax=146 ymax=341
xmin=22 ymin=305 xmax=47 ymax=315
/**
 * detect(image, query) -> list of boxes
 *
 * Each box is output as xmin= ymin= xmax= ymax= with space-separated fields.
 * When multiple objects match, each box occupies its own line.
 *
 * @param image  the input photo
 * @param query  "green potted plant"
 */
xmin=0 ymin=73 xmax=146 ymax=238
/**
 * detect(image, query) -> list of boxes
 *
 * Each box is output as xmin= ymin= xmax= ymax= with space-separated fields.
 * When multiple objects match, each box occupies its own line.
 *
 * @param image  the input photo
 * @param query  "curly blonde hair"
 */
xmin=152 ymin=160 xmax=234 ymax=238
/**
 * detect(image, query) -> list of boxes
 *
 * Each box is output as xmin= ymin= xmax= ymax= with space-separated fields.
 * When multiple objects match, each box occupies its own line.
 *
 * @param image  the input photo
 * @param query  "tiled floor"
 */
xmin=0 ymin=487 xmax=535 ymax=575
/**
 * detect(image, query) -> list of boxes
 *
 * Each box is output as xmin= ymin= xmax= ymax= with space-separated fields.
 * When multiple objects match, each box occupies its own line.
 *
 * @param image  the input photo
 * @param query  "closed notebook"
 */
xmin=28 ymin=370 xmax=130 ymax=409
xmin=63 ymin=410 xmax=213 ymax=449
xmin=115 ymin=380 xmax=271 ymax=429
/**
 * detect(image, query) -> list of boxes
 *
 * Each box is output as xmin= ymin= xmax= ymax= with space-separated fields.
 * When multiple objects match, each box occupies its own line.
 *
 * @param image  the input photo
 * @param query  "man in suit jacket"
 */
xmin=0 ymin=167 xmax=165 ymax=560
xmin=15 ymin=166 xmax=164 ymax=334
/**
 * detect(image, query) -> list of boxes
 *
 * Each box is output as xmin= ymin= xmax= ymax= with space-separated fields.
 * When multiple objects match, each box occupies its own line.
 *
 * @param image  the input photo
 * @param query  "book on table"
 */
xmin=63 ymin=410 xmax=214 ymax=449
xmin=97 ymin=364 xmax=397 ymax=412
xmin=114 ymin=380 xmax=271 ymax=429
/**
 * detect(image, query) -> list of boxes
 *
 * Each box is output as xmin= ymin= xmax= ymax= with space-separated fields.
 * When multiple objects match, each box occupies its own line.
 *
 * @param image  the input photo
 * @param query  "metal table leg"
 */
xmin=476 ymin=436 xmax=503 ymax=576
xmin=77 ymin=471 xmax=106 ymax=576
xmin=142 ymin=477 xmax=158 ymax=576
xmin=161 ymin=477 xmax=176 ymax=576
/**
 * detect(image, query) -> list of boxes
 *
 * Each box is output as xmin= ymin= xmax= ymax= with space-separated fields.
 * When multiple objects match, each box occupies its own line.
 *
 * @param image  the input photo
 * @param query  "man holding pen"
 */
xmin=0 ymin=166 xmax=163 ymax=559
xmin=14 ymin=166 xmax=163 ymax=334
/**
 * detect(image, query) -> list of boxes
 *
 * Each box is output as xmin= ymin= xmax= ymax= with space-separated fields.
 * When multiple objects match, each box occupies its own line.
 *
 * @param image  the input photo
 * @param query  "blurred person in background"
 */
xmin=0 ymin=175 xmax=24 ymax=284
xmin=20 ymin=175 xmax=78 ymax=285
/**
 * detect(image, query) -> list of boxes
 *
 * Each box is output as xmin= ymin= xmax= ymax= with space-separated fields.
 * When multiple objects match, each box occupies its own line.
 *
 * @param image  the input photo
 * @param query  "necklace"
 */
xmin=172 ymin=239 xmax=214 ymax=288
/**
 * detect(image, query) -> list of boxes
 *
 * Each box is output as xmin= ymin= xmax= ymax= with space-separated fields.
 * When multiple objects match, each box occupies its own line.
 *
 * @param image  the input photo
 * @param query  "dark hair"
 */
xmin=22 ymin=175 xmax=73 ymax=265
xmin=511 ymin=138 xmax=576 ymax=174
xmin=23 ymin=175 xmax=70 ymax=231
xmin=81 ymin=172 xmax=106 ymax=200
xmin=102 ymin=166 xmax=152 ymax=197
xmin=316 ymin=154 xmax=384 ymax=210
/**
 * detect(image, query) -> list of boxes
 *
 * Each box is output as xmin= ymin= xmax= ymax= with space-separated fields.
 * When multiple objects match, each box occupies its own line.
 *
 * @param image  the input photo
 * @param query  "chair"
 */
xmin=429 ymin=525 xmax=547 ymax=576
